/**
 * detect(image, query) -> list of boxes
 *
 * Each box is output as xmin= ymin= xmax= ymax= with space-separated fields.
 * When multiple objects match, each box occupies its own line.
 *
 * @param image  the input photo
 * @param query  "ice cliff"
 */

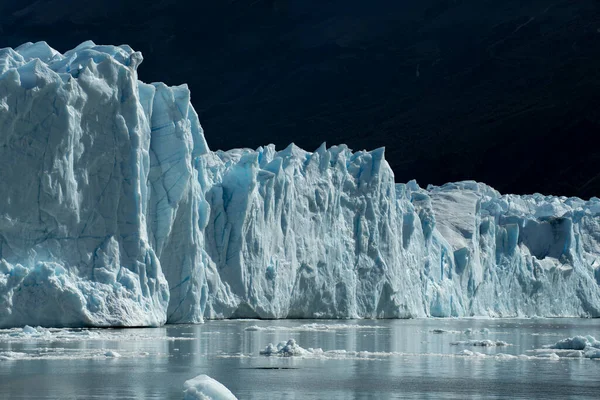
xmin=0 ymin=42 xmax=599 ymax=327
xmin=0 ymin=41 xmax=208 ymax=327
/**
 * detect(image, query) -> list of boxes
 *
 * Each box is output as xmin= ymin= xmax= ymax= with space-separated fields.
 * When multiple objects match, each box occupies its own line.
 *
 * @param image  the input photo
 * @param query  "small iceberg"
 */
xmin=534 ymin=335 xmax=600 ymax=360
xmin=183 ymin=375 xmax=237 ymax=400
xmin=260 ymin=339 xmax=308 ymax=357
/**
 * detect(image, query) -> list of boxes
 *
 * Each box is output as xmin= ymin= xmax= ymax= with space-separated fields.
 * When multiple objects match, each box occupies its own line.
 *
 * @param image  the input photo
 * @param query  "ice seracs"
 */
xmin=1 ymin=41 xmax=600 ymax=328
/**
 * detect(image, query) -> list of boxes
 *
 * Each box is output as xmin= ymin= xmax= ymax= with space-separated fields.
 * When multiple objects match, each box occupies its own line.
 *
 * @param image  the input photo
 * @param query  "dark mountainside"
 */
xmin=0 ymin=0 xmax=599 ymax=198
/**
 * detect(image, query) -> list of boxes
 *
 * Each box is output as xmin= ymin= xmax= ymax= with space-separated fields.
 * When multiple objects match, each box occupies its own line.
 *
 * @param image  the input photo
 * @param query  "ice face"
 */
xmin=1 ymin=41 xmax=600 ymax=328
xmin=0 ymin=41 xmax=206 ymax=327
xmin=199 ymin=150 xmax=600 ymax=319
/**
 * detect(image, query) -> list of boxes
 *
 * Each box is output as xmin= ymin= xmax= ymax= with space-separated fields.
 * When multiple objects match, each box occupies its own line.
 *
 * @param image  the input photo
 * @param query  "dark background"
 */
xmin=1 ymin=0 xmax=599 ymax=198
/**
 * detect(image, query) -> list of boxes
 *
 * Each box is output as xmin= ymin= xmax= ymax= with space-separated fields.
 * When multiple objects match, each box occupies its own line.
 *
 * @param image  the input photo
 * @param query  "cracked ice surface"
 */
xmin=1 ymin=41 xmax=600 ymax=327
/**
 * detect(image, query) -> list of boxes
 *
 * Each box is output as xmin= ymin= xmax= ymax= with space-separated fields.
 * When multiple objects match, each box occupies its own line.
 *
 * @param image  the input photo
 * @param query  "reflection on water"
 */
xmin=1 ymin=318 xmax=599 ymax=399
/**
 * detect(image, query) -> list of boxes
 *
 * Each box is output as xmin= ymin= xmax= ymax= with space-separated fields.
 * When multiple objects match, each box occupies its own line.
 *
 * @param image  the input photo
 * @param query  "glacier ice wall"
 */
xmin=198 ymin=147 xmax=600 ymax=319
xmin=0 ymin=42 xmax=599 ymax=327
xmin=0 ymin=41 xmax=208 ymax=327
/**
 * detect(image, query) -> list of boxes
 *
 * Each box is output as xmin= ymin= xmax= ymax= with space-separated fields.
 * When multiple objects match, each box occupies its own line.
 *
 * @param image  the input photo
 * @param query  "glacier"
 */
xmin=0 ymin=41 xmax=599 ymax=328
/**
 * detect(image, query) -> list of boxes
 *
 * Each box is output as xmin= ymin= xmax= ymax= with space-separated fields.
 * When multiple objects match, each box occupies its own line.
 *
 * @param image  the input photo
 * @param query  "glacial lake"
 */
xmin=1 ymin=318 xmax=599 ymax=399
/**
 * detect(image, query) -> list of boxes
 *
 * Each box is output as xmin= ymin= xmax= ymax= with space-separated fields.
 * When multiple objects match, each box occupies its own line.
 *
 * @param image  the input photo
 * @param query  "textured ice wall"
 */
xmin=1 ymin=42 xmax=599 ymax=328
xmin=199 ymin=147 xmax=600 ymax=319
xmin=199 ymin=144 xmax=424 ymax=318
xmin=0 ymin=41 xmax=208 ymax=327
xmin=408 ymin=181 xmax=600 ymax=317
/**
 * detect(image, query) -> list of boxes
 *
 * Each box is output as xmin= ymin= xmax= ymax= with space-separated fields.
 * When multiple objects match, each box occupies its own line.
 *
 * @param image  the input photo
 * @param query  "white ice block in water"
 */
xmin=1 ymin=41 xmax=600 ymax=328
xmin=183 ymin=375 xmax=237 ymax=400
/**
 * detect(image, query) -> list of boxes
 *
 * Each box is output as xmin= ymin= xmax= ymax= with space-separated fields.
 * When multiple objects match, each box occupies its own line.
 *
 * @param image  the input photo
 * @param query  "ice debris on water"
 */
xmin=1 ymin=41 xmax=600 ymax=328
xmin=255 ymin=339 xmax=573 ymax=363
xmin=0 ymin=326 xmax=192 ymax=343
xmin=529 ymin=335 xmax=600 ymax=360
xmin=457 ymin=349 xmax=486 ymax=357
xmin=0 ymin=347 xmax=147 ymax=361
xmin=431 ymin=328 xmax=490 ymax=335
xmin=464 ymin=328 xmax=490 ymax=335
xmin=245 ymin=323 xmax=384 ymax=332
xmin=451 ymin=340 xmax=509 ymax=347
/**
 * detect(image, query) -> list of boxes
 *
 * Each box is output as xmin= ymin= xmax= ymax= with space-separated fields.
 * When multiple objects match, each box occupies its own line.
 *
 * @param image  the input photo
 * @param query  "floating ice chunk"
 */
xmin=541 ymin=335 xmax=600 ymax=359
xmin=22 ymin=326 xmax=37 ymax=334
xmin=464 ymin=328 xmax=490 ymax=335
xmin=584 ymin=348 xmax=600 ymax=359
xmin=457 ymin=349 xmax=486 ymax=357
xmin=494 ymin=353 xmax=517 ymax=360
xmin=258 ymin=343 xmax=279 ymax=356
xmin=259 ymin=339 xmax=308 ymax=357
xmin=537 ymin=353 xmax=560 ymax=360
xmin=183 ymin=375 xmax=237 ymax=400
xmin=104 ymin=350 xmax=121 ymax=358
xmin=0 ymin=351 xmax=27 ymax=360
xmin=431 ymin=329 xmax=461 ymax=334
xmin=546 ymin=336 xmax=591 ymax=350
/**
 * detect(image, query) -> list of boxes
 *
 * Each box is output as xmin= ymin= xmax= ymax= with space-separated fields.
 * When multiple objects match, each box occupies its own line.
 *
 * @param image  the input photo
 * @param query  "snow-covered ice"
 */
xmin=1 ymin=41 xmax=600 ymax=327
xmin=183 ymin=375 xmax=237 ymax=400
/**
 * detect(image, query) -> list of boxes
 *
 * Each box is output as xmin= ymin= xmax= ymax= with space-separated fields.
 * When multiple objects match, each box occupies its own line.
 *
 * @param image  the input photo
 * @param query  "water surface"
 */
xmin=1 ymin=318 xmax=599 ymax=399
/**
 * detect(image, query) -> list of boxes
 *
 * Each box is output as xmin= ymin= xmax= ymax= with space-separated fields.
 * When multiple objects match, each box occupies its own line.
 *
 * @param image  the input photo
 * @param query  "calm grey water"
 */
xmin=0 ymin=318 xmax=599 ymax=399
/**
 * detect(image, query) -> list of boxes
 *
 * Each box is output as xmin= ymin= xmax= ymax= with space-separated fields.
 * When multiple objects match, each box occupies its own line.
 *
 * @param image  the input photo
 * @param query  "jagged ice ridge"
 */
xmin=0 ymin=41 xmax=599 ymax=327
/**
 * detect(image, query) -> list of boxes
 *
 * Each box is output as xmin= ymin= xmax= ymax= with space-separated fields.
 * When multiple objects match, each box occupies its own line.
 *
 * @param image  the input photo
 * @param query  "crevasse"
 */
xmin=0 ymin=42 xmax=599 ymax=328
